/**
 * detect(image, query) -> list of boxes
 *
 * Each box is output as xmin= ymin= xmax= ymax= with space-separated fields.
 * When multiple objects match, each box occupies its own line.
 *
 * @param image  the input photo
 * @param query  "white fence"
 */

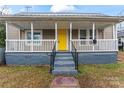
xmin=6 ymin=39 xmax=56 ymax=52
xmin=71 ymin=39 xmax=118 ymax=52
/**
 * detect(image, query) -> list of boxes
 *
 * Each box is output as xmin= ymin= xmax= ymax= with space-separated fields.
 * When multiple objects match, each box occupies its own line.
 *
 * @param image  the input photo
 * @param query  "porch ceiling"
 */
xmin=9 ymin=21 xmax=114 ymax=30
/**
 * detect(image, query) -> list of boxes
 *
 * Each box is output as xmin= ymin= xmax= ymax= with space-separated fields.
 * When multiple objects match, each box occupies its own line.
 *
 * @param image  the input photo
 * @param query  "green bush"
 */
xmin=0 ymin=23 xmax=5 ymax=47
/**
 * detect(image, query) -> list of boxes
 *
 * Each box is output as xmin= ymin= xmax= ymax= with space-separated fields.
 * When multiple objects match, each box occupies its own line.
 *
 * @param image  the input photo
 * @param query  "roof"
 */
xmin=0 ymin=12 xmax=123 ymax=22
xmin=14 ymin=12 xmax=109 ymax=17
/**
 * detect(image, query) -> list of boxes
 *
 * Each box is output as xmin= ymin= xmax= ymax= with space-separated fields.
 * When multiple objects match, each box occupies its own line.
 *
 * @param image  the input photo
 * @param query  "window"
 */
xmin=79 ymin=29 xmax=87 ymax=45
xmin=80 ymin=30 xmax=86 ymax=39
xmin=26 ymin=32 xmax=41 ymax=45
xmin=27 ymin=32 xmax=41 ymax=40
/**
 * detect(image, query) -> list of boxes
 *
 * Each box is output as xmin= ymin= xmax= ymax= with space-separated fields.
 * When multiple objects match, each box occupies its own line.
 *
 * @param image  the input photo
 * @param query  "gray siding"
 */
xmin=43 ymin=29 xmax=55 ymax=39
xmin=7 ymin=23 xmax=20 ymax=39
xmin=104 ymin=26 xmax=113 ymax=39
xmin=72 ymin=29 xmax=78 ymax=39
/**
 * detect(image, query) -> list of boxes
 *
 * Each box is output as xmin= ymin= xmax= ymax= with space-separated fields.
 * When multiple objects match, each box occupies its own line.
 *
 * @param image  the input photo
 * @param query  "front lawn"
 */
xmin=0 ymin=66 xmax=54 ymax=88
xmin=77 ymin=52 xmax=124 ymax=88
xmin=0 ymin=52 xmax=124 ymax=88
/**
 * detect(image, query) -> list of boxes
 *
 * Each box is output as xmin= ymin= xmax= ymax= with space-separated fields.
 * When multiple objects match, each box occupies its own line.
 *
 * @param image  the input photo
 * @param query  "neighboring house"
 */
xmin=118 ymin=30 xmax=124 ymax=48
xmin=0 ymin=12 xmax=123 ymax=74
xmin=118 ymin=31 xmax=124 ymax=42
xmin=117 ymin=21 xmax=124 ymax=50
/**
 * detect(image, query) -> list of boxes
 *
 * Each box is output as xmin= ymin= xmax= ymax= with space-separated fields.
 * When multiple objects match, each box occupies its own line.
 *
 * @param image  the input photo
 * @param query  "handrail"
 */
xmin=71 ymin=42 xmax=78 ymax=71
xmin=50 ymin=42 xmax=56 ymax=73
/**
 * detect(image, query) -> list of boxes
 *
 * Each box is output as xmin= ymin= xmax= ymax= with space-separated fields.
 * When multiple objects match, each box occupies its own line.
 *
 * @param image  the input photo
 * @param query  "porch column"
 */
xmin=113 ymin=24 xmax=118 ymax=51
xmin=92 ymin=22 xmax=95 ymax=40
xmin=113 ymin=24 xmax=117 ymax=39
xmin=5 ymin=21 xmax=8 ymax=52
xmin=92 ymin=22 xmax=95 ymax=51
xmin=70 ymin=22 xmax=72 ymax=51
xmin=55 ymin=22 xmax=58 ymax=50
xmin=31 ymin=22 xmax=34 ymax=52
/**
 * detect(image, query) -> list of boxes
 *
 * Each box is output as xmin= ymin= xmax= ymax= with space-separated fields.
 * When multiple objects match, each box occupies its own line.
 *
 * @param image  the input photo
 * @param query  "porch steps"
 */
xmin=52 ymin=52 xmax=78 ymax=75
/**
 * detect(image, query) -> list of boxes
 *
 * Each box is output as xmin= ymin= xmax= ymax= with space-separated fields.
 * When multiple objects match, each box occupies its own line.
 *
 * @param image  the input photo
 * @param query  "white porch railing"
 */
xmin=71 ymin=39 xmax=118 ymax=52
xmin=6 ymin=39 xmax=56 ymax=52
xmin=6 ymin=39 xmax=118 ymax=52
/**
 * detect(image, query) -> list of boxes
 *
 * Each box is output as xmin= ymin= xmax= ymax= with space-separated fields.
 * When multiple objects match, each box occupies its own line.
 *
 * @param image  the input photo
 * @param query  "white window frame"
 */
xmin=25 ymin=30 xmax=42 ymax=46
xmin=78 ymin=29 xmax=89 ymax=46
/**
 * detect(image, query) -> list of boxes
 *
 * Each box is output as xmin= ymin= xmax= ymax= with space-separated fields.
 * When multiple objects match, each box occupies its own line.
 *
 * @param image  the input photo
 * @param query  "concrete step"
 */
xmin=56 ymin=53 xmax=72 ymax=57
xmin=52 ymin=67 xmax=77 ymax=75
xmin=52 ymin=52 xmax=77 ymax=75
xmin=55 ymin=56 xmax=73 ymax=61
xmin=54 ymin=61 xmax=75 ymax=67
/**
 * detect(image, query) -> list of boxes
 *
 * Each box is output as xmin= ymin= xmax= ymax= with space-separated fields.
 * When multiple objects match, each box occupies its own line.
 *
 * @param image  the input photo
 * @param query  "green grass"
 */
xmin=76 ymin=63 xmax=124 ymax=88
xmin=0 ymin=51 xmax=124 ymax=88
xmin=0 ymin=65 xmax=54 ymax=88
xmin=1 ymin=63 xmax=124 ymax=88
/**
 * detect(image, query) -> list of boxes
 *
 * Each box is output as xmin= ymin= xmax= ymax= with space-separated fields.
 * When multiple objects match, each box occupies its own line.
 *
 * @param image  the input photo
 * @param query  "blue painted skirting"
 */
xmin=5 ymin=52 xmax=117 ymax=65
xmin=78 ymin=52 xmax=117 ymax=64
xmin=5 ymin=52 xmax=51 ymax=65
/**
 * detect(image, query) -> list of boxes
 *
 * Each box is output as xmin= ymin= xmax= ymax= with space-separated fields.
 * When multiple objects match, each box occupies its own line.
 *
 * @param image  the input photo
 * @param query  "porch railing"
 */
xmin=71 ymin=39 xmax=118 ymax=52
xmin=6 ymin=39 xmax=56 ymax=52
xmin=71 ymin=42 xmax=78 ymax=70
xmin=50 ymin=42 xmax=56 ymax=73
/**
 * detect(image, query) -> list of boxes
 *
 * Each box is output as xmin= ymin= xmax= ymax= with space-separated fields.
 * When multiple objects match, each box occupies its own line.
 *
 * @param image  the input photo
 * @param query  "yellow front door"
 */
xmin=58 ymin=29 xmax=67 ymax=51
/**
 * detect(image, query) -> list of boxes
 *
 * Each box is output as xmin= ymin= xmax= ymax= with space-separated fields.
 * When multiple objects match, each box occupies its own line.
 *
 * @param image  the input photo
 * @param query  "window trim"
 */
xmin=25 ymin=30 xmax=42 ymax=46
xmin=78 ymin=29 xmax=87 ymax=40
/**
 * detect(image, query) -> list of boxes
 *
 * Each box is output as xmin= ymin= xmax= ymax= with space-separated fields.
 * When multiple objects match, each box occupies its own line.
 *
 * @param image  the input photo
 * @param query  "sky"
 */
xmin=1 ymin=5 xmax=124 ymax=16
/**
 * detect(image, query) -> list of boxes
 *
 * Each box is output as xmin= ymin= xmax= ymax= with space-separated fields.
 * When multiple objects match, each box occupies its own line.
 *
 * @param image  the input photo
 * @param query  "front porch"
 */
xmin=5 ymin=21 xmax=118 ymax=52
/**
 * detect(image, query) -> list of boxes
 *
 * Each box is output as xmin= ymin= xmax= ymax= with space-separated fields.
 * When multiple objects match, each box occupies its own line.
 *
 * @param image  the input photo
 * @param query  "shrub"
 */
xmin=0 ymin=23 xmax=5 ymax=47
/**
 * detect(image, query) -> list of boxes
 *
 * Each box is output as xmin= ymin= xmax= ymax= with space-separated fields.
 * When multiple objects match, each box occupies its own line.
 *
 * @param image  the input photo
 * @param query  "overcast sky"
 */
xmin=1 ymin=5 xmax=124 ymax=16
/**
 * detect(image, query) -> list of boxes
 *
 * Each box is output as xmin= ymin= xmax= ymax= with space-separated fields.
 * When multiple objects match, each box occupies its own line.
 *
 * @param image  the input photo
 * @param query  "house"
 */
xmin=0 ymin=12 xmax=122 ymax=74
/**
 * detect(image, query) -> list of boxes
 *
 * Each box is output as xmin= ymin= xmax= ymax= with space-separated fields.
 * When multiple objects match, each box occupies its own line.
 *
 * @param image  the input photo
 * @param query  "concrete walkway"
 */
xmin=50 ymin=76 xmax=80 ymax=88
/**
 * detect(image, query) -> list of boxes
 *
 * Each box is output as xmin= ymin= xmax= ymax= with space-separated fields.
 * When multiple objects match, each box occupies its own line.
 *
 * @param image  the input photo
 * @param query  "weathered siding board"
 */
xmin=5 ymin=52 xmax=50 ymax=65
xmin=43 ymin=29 xmax=55 ymax=39
xmin=78 ymin=52 xmax=117 ymax=64
xmin=104 ymin=26 xmax=113 ymax=39
xmin=8 ymin=23 xmax=20 ymax=39
xmin=72 ymin=29 xmax=78 ymax=39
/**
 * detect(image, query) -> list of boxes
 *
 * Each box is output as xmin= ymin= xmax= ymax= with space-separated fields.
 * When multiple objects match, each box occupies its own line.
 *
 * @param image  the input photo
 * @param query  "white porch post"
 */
xmin=55 ymin=22 xmax=58 ymax=50
xmin=92 ymin=22 xmax=95 ymax=40
xmin=92 ymin=22 xmax=95 ymax=51
xmin=5 ymin=21 xmax=8 ymax=52
xmin=113 ymin=24 xmax=117 ymax=39
xmin=113 ymin=24 xmax=118 ymax=51
xmin=113 ymin=24 xmax=115 ymax=39
xmin=31 ymin=22 xmax=34 ymax=52
xmin=70 ymin=22 xmax=72 ymax=51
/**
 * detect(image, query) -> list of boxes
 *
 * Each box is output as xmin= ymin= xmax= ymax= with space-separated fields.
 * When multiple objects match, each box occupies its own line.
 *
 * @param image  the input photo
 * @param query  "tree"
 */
xmin=0 ymin=23 xmax=5 ymax=47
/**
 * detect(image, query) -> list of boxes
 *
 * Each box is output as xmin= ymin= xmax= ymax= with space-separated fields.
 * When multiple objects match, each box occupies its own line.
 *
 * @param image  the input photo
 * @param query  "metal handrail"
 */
xmin=71 ymin=42 xmax=78 ymax=70
xmin=50 ymin=42 xmax=56 ymax=73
